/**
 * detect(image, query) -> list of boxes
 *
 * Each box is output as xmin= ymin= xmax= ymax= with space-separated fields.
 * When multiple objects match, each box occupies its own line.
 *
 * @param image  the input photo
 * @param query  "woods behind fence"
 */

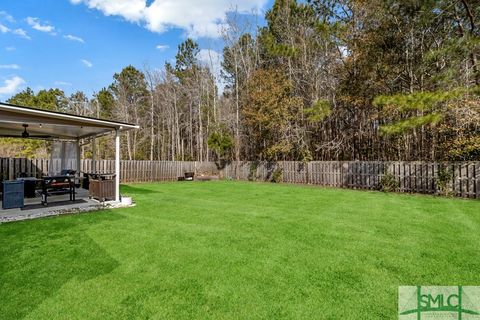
xmin=1 ymin=158 xmax=479 ymax=199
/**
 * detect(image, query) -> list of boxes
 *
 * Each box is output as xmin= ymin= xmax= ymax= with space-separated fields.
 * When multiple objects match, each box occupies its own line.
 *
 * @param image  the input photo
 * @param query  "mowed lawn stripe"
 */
xmin=1 ymin=181 xmax=479 ymax=319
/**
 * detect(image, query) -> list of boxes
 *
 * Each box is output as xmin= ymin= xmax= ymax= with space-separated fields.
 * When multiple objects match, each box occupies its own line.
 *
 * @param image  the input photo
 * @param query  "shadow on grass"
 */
xmin=121 ymin=184 xmax=162 ymax=195
xmin=0 ymin=212 xmax=122 ymax=319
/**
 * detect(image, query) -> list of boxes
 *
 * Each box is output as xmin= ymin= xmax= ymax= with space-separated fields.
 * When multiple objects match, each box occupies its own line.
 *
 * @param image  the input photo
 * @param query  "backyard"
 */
xmin=1 ymin=181 xmax=479 ymax=319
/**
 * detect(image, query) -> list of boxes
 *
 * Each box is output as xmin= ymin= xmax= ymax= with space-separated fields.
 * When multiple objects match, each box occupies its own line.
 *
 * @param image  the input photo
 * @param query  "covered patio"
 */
xmin=0 ymin=102 xmax=138 ymax=222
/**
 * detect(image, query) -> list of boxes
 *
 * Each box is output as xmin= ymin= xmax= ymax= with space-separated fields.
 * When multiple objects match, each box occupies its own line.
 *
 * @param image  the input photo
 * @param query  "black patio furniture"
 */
xmin=16 ymin=177 xmax=40 ymax=198
xmin=41 ymin=175 xmax=75 ymax=206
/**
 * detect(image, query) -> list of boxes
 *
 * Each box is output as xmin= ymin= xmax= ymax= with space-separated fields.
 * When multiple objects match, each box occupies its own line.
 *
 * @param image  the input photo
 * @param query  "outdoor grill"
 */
xmin=41 ymin=175 xmax=76 ymax=206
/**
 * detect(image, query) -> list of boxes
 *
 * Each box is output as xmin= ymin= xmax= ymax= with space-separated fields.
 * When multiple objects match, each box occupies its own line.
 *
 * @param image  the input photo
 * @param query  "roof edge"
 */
xmin=0 ymin=101 xmax=139 ymax=129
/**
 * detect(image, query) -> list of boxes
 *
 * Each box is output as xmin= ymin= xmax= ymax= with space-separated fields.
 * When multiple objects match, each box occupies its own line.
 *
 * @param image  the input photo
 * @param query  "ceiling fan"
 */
xmin=2 ymin=124 xmax=52 ymax=139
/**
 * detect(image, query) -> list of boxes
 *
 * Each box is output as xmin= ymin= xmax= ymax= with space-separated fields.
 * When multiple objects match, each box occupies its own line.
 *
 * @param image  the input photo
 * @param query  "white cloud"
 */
xmin=0 ymin=11 xmax=15 ymax=23
xmin=5 ymin=46 xmax=15 ymax=51
xmin=70 ymin=0 xmax=145 ymax=21
xmin=0 ymin=64 xmax=20 ymax=70
xmin=0 ymin=25 xmax=32 ymax=40
xmin=12 ymin=28 xmax=31 ymax=40
xmin=70 ymin=0 xmax=267 ymax=38
xmin=64 ymin=34 xmax=85 ymax=43
xmin=156 ymin=44 xmax=169 ymax=51
xmin=26 ymin=17 xmax=56 ymax=34
xmin=0 ymin=23 xmax=9 ymax=33
xmin=0 ymin=12 xmax=31 ymax=40
xmin=0 ymin=76 xmax=25 ymax=95
xmin=81 ymin=59 xmax=93 ymax=68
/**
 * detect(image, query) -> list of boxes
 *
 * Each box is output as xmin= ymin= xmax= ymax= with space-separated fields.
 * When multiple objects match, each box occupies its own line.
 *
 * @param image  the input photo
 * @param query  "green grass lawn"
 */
xmin=1 ymin=181 xmax=479 ymax=319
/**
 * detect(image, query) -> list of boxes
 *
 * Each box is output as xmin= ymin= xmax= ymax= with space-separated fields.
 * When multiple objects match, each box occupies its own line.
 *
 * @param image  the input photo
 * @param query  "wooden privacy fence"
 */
xmin=81 ymin=160 xmax=218 ymax=183
xmin=0 ymin=158 xmax=218 ymax=183
xmin=223 ymin=161 xmax=480 ymax=199
xmin=1 ymin=158 xmax=479 ymax=198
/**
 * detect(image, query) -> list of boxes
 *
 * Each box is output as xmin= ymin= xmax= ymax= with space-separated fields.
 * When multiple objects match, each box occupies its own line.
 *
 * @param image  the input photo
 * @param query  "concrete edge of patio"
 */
xmin=0 ymin=201 xmax=136 ymax=223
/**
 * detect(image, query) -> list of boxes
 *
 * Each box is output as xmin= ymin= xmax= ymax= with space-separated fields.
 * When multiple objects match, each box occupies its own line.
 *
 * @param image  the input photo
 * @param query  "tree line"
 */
xmin=3 ymin=0 xmax=479 ymax=161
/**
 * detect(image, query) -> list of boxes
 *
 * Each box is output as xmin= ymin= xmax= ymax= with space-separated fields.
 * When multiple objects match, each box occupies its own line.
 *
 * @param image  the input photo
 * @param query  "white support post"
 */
xmin=76 ymin=139 xmax=81 ymax=175
xmin=115 ymin=129 xmax=120 ymax=202
xmin=92 ymin=137 xmax=97 ymax=172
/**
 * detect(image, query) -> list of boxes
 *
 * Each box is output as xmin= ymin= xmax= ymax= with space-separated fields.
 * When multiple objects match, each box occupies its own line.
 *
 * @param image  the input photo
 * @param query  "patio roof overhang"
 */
xmin=0 ymin=102 xmax=139 ymax=203
xmin=0 ymin=102 xmax=139 ymax=140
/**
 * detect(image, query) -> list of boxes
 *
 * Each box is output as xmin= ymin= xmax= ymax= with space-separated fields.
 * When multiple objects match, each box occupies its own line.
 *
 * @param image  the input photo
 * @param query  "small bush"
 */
xmin=380 ymin=173 xmax=399 ymax=192
xmin=271 ymin=168 xmax=283 ymax=183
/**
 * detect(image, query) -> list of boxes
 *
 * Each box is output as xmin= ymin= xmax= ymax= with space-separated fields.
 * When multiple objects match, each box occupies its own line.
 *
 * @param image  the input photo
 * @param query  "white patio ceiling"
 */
xmin=0 ymin=102 xmax=138 ymax=140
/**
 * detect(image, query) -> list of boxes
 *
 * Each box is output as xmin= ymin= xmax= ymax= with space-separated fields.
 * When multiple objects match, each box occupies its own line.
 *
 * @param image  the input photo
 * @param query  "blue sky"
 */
xmin=0 ymin=0 xmax=271 ymax=101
